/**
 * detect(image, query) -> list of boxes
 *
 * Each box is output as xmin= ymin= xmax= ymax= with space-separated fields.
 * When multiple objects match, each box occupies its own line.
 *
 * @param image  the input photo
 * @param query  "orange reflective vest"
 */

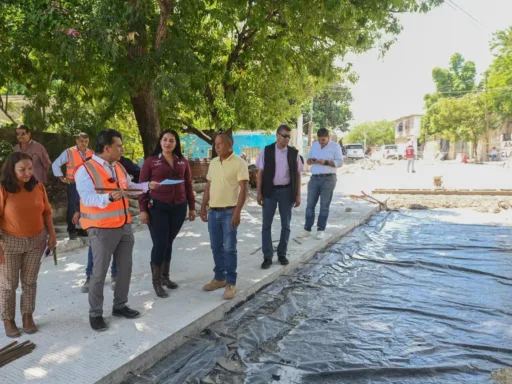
xmin=65 ymin=147 xmax=94 ymax=180
xmin=79 ymin=160 xmax=132 ymax=230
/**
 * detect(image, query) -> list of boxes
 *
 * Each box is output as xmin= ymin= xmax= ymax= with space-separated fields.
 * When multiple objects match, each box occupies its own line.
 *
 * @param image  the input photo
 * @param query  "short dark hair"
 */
xmin=216 ymin=132 xmax=233 ymax=145
xmin=1 ymin=152 xmax=38 ymax=193
xmin=277 ymin=124 xmax=291 ymax=134
xmin=95 ymin=129 xmax=122 ymax=153
xmin=317 ymin=128 xmax=330 ymax=138
xmin=16 ymin=124 xmax=31 ymax=133
xmin=151 ymin=130 xmax=184 ymax=158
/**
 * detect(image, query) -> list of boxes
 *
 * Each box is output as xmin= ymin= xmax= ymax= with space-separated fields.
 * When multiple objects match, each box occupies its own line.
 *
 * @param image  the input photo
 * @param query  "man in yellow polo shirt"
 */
xmin=200 ymin=133 xmax=249 ymax=300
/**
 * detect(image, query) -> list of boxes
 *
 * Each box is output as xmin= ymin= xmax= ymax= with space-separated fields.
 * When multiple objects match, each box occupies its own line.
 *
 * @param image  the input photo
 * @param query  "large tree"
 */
xmin=1 ymin=0 xmax=443 ymax=156
xmin=303 ymin=86 xmax=354 ymax=133
xmin=425 ymin=93 xmax=488 ymax=158
xmin=345 ymin=120 xmax=395 ymax=147
xmin=422 ymin=53 xmax=478 ymax=140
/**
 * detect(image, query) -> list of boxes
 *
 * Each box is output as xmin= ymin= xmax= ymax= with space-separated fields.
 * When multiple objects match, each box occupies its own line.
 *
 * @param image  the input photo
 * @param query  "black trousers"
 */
xmin=67 ymin=183 xmax=79 ymax=233
xmin=147 ymin=199 xmax=187 ymax=266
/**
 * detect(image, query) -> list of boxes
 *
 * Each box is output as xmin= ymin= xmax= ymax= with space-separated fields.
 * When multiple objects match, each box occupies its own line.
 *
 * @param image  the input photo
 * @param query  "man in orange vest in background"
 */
xmin=405 ymin=141 xmax=416 ymax=173
xmin=52 ymin=132 xmax=95 ymax=239
xmin=75 ymin=129 xmax=160 ymax=331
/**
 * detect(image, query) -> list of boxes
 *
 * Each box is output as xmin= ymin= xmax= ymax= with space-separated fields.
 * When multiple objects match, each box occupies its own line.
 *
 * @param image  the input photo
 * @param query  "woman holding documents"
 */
xmin=139 ymin=130 xmax=196 ymax=298
xmin=0 ymin=152 xmax=56 ymax=337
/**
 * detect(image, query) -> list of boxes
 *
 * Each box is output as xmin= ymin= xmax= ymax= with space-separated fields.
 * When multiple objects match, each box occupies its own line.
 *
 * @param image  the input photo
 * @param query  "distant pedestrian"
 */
xmin=52 ymin=132 xmax=94 ymax=239
xmin=299 ymin=128 xmax=343 ymax=240
xmin=405 ymin=142 xmax=416 ymax=173
xmin=0 ymin=152 xmax=57 ymax=337
xmin=257 ymin=125 xmax=303 ymax=269
xmin=490 ymin=147 xmax=498 ymax=162
xmin=200 ymin=133 xmax=249 ymax=300
xmin=75 ymin=129 xmax=160 ymax=331
xmin=139 ymin=130 xmax=196 ymax=298
xmin=13 ymin=125 xmax=51 ymax=184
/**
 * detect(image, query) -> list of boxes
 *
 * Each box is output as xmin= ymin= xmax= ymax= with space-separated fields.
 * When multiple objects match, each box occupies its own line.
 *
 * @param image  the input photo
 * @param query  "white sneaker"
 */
xmin=316 ymin=231 xmax=326 ymax=240
xmin=298 ymin=230 xmax=311 ymax=238
xmin=111 ymin=276 xmax=116 ymax=291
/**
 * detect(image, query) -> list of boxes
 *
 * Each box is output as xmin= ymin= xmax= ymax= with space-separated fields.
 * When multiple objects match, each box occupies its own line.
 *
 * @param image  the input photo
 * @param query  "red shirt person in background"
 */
xmin=139 ymin=130 xmax=196 ymax=298
xmin=405 ymin=142 xmax=416 ymax=173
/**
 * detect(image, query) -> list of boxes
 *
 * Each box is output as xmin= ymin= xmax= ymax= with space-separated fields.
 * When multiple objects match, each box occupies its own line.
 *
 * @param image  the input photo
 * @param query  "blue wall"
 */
xmin=181 ymin=132 xmax=307 ymax=159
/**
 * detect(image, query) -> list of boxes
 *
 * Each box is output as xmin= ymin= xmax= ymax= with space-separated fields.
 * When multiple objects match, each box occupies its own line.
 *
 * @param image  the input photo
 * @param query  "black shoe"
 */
xmin=261 ymin=259 xmax=272 ymax=269
xmin=68 ymin=231 xmax=78 ymax=240
xmin=90 ymin=316 xmax=107 ymax=331
xmin=278 ymin=257 xmax=289 ymax=266
xmin=112 ymin=306 xmax=140 ymax=319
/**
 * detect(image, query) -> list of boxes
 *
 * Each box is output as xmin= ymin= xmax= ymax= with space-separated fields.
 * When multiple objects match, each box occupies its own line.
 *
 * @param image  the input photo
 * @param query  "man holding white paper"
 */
xmin=138 ymin=130 xmax=196 ymax=298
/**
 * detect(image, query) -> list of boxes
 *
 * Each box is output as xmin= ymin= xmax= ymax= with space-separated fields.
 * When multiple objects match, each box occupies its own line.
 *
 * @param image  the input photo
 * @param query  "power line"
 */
xmin=446 ymin=0 xmax=490 ymax=31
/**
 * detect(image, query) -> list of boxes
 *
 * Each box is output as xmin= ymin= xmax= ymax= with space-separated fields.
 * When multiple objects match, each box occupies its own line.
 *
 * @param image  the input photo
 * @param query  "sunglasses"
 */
xmin=278 ymin=133 xmax=291 ymax=140
xmin=16 ymin=132 xmax=27 ymax=137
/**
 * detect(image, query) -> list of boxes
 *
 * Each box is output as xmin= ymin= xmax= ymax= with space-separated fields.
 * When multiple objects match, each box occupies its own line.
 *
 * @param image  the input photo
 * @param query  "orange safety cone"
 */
xmin=461 ymin=154 xmax=468 ymax=163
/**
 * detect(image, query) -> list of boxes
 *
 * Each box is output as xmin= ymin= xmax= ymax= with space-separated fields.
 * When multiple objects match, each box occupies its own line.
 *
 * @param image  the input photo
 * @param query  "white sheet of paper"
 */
xmin=160 ymin=179 xmax=184 ymax=185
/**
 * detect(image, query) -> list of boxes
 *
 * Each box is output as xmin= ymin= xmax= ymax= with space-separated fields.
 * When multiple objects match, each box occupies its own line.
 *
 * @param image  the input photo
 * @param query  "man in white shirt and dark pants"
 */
xmin=300 ymin=128 xmax=343 ymax=240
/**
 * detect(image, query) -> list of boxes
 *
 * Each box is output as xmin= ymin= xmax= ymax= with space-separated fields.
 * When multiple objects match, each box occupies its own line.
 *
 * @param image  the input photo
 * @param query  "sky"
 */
xmin=346 ymin=0 xmax=512 ymax=126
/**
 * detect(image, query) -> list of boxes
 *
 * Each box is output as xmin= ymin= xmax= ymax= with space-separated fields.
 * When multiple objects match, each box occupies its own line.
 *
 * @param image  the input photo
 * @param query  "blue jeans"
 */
xmin=262 ymin=187 xmax=294 ymax=260
xmin=304 ymin=174 xmax=337 ymax=232
xmin=86 ymin=246 xmax=117 ymax=278
xmin=208 ymin=208 xmax=238 ymax=286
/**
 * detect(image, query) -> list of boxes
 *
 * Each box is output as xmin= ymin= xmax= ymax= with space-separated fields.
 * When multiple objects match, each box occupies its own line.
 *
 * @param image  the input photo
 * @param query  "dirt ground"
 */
xmin=493 ymin=368 xmax=512 ymax=384
xmin=385 ymin=195 xmax=512 ymax=212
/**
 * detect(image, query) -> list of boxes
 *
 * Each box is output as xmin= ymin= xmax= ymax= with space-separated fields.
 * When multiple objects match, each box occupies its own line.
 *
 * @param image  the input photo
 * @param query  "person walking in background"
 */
xmin=299 ymin=128 xmax=343 ymax=240
xmin=13 ymin=125 xmax=51 ymax=184
xmin=405 ymin=141 xmax=416 ymax=173
xmin=52 ymin=132 xmax=94 ymax=239
xmin=75 ymin=129 xmax=160 ymax=331
xmin=0 ymin=152 xmax=56 ymax=337
xmin=257 ymin=124 xmax=303 ymax=270
xmin=200 ymin=133 xmax=248 ymax=300
xmin=490 ymin=147 xmax=498 ymax=162
xmin=139 ymin=130 xmax=196 ymax=298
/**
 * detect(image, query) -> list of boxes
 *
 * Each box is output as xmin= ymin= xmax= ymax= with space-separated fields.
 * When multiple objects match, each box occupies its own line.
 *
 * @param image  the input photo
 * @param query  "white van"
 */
xmin=346 ymin=144 xmax=365 ymax=159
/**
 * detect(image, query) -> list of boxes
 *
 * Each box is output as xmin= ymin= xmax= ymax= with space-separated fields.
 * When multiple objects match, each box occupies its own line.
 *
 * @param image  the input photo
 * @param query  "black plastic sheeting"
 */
xmin=128 ymin=211 xmax=512 ymax=384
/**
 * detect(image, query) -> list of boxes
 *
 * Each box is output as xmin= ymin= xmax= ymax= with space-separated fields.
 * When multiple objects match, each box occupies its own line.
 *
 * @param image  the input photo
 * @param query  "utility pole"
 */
xmin=484 ymin=72 xmax=490 ymax=163
xmin=308 ymin=99 xmax=314 ymax=146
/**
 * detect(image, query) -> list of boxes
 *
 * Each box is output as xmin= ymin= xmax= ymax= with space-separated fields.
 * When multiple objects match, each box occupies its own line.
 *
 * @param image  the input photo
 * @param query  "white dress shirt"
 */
xmin=75 ymin=155 xmax=149 ymax=209
xmin=51 ymin=146 xmax=89 ymax=177
xmin=308 ymin=140 xmax=343 ymax=175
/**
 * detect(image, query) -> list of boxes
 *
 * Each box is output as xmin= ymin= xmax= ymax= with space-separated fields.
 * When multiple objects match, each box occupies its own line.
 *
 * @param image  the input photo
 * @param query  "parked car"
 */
xmin=383 ymin=144 xmax=401 ymax=159
xmin=345 ymin=144 xmax=365 ymax=159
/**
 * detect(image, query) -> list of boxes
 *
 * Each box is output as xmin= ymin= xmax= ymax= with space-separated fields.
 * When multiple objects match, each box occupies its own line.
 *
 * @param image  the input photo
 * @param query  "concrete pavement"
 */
xmin=0 ymin=172 xmax=377 ymax=384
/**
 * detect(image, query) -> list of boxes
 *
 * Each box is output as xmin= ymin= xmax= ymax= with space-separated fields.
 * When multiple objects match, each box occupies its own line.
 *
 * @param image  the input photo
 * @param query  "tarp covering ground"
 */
xmin=128 ymin=211 xmax=512 ymax=384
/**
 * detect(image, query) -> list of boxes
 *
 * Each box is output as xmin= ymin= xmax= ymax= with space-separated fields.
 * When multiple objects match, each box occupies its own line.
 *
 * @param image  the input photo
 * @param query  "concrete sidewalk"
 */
xmin=0 ymin=175 xmax=378 ymax=384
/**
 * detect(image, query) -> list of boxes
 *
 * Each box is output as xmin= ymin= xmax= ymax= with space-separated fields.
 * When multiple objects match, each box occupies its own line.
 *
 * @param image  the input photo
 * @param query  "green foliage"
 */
xmin=0 ymin=140 xmax=13 ymax=164
xmin=0 ymin=0 xmax=443 ymax=154
xmin=303 ymin=86 xmax=353 ymax=133
xmin=487 ymin=27 xmax=512 ymax=120
xmin=423 ymin=53 xmax=478 ymax=139
xmin=425 ymin=93 xmax=489 ymax=157
xmin=345 ymin=120 xmax=395 ymax=147
xmin=107 ymin=113 xmax=144 ymax=161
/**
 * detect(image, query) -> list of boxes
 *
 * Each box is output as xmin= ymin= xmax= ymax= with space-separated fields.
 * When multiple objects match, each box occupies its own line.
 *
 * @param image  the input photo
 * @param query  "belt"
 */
xmin=273 ymin=184 xmax=291 ymax=189
xmin=209 ymin=206 xmax=236 ymax=211
xmin=312 ymin=173 xmax=336 ymax=178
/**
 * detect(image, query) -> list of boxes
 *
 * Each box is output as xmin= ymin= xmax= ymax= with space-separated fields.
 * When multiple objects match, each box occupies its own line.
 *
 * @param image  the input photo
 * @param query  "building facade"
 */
xmin=394 ymin=114 xmax=422 ymax=152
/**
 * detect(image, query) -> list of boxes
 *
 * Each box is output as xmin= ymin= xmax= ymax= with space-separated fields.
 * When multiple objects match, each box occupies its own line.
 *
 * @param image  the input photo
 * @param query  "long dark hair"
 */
xmin=1 ymin=152 xmax=38 ymax=193
xmin=151 ymin=130 xmax=183 ymax=158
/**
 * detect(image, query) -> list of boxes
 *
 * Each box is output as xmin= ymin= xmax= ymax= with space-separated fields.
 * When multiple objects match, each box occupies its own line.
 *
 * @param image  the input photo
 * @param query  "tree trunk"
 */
xmin=131 ymin=86 xmax=161 ymax=157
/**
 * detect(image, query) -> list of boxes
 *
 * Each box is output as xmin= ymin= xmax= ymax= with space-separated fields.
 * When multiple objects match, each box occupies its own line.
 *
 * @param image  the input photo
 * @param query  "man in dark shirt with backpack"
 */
xmin=256 ymin=125 xmax=303 ymax=269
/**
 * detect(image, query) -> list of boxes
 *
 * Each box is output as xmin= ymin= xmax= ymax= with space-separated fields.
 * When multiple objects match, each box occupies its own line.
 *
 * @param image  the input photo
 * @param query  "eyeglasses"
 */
xmin=16 ymin=132 xmax=27 ymax=137
xmin=278 ymin=133 xmax=291 ymax=140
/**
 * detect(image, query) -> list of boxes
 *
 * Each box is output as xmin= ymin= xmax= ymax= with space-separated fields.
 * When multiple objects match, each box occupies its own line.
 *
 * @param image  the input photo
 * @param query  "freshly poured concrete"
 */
xmin=0 ymin=178 xmax=377 ymax=384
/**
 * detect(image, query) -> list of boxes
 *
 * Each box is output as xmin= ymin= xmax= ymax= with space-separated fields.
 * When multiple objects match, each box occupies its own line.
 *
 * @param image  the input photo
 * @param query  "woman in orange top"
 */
xmin=0 ymin=152 xmax=56 ymax=338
